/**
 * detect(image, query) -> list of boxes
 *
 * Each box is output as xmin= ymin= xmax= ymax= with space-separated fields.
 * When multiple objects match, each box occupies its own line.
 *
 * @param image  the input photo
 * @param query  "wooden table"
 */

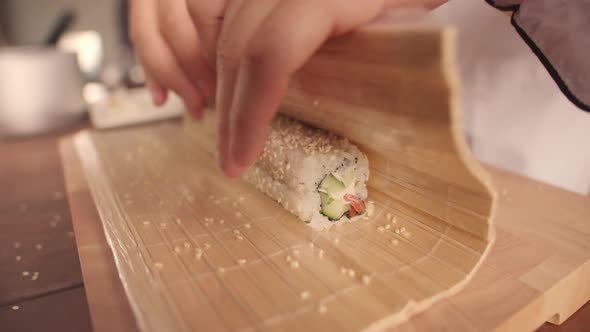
xmin=0 ymin=130 xmax=588 ymax=331
xmin=0 ymin=131 xmax=92 ymax=332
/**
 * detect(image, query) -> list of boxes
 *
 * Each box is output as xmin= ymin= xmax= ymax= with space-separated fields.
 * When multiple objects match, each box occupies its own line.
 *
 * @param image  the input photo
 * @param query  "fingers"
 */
xmin=145 ymin=74 xmax=168 ymax=106
xmin=129 ymin=0 xmax=204 ymax=117
xmin=226 ymin=0 xmax=389 ymax=175
xmin=186 ymin=0 xmax=229 ymax=67
xmin=227 ymin=0 xmax=333 ymax=174
xmin=157 ymin=0 xmax=215 ymax=98
xmin=216 ymin=0 xmax=279 ymax=176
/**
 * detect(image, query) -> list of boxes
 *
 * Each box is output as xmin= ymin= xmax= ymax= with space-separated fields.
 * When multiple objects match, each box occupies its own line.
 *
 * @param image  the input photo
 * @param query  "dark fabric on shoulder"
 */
xmin=485 ymin=0 xmax=590 ymax=112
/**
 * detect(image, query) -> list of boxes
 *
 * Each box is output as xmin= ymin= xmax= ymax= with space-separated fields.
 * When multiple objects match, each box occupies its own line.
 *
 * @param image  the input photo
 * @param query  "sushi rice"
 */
xmin=242 ymin=115 xmax=372 ymax=230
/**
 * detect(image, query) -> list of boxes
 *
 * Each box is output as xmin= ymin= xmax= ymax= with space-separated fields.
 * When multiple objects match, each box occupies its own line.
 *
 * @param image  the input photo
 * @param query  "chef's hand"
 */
xmin=131 ymin=0 xmax=445 ymax=178
xmin=129 ymin=0 xmax=215 ymax=119
xmin=187 ymin=0 xmax=444 ymax=178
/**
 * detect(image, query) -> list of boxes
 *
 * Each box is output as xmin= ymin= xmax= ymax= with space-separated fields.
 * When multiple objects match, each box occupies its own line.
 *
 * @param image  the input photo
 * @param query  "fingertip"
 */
xmin=149 ymin=84 xmax=168 ymax=106
xmin=185 ymin=101 xmax=204 ymax=120
xmin=189 ymin=108 xmax=204 ymax=120
xmin=221 ymin=161 xmax=248 ymax=178
xmin=232 ymin=143 xmax=258 ymax=170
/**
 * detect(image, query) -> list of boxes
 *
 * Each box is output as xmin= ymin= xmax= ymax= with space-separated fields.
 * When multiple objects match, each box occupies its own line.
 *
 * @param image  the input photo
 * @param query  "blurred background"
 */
xmin=0 ymin=0 xmax=184 ymax=139
xmin=0 ymin=0 xmax=132 ymax=80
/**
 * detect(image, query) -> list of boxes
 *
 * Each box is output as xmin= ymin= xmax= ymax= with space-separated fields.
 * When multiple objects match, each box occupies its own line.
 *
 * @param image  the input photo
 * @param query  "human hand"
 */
xmin=128 ymin=0 xmax=215 ymax=119
xmin=130 ymin=0 xmax=445 ymax=177
xmin=187 ymin=0 xmax=445 ymax=178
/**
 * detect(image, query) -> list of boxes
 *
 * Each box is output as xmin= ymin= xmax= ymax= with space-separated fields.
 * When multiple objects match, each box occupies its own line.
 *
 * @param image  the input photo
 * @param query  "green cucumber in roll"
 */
xmin=319 ymin=168 xmax=366 ymax=221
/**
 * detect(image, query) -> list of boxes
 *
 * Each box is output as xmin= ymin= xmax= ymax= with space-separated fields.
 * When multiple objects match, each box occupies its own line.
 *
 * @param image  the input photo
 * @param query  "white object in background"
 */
xmin=90 ymin=88 xmax=184 ymax=129
xmin=431 ymin=0 xmax=590 ymax=195
xmin=58 ymin=30 xmax=103 ymax=80
xmin=0 ymin=47 xmax=86 ymax=137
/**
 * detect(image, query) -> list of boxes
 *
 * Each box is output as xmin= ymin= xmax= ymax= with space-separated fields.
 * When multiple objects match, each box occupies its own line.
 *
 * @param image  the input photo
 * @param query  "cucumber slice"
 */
xmin=342 ymin=168 xmax=356 ymax=187
xmin=319 ymin=174 xmax=349 ymax=220
xmin=319 ymin=174 xmax=345 ymax=192
xmin=320 ymin=192 xmax=334 ymax=206
xmin=321 ymin=199 xmax=350 ymax=220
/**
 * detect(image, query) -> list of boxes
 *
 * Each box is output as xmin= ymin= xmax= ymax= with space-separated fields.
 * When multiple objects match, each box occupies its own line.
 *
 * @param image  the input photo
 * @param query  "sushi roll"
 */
xmin=242 ymin=115 xmax=372 ymax=229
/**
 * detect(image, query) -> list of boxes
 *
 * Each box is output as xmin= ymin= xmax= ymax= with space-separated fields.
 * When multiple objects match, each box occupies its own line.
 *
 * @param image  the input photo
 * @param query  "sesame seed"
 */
xmin=15 ymin=256 xmax=21 ymax=261
xmin=402 ymin=231 xmax=411 ymax=238
xmin=347 ymin=269 xmax=356 ymax=277
xmin=244 ymin=223 xmax=251 ymax=229
xmin=22 ymin=271 xmax=29 ymax=276
xmin=174 ymin=246 xmax=181 ymax=254
xmin=233 ymin=229 xmax=241 ymax=235
xmin=219 ymin=219 xmax=225 ymax=224
xmin=236 ymin=235 xmax=243 ymax=241
xmin=390 ymin=238 xmax=399 ymax=245
xmin=333 ymin=238 xmax=340 ymax=244
xmin=203 ymin=243 xmax=211 ymax=249
xmin=175 ymin=219 xmax=182 ymax=225
xmin=12 ymin=305 xmax=19 ymax=310
xmin=377 ymin=226 xmax=385 ymax=233
xmin=154 ymin=262 xmax=163 ymax=269
xmin=290 ymin=260 xmax=300 ymax=269
xmin=142 ymin=221 xmax=150 ymax=225
xmin=300 ymin=291 xmax=311 ymax=300
xmin=292 ymin=249 xmax=300 ymax=256
xmin=13 ymin=242 xmax=20 ymax=249
xmin=384 ymin=224 xmax=391 ymax=230
xmin=367 ymin=201 xmax=375 ymax=217
xmin=309 ymin=243 xmax=315 ymax=248
xmin=183 ymin=242 xmax=191 ymax=249
xmin=317 ymin=249 xmax=324 ymax=259
xmin=391 ymin=217 xmax=397 ymax=224
xmin=217 ymin=267 xmax=225 ymax=273
xmin=35 ymin=244 xmax=43 ymax=251
xmin=238 ymin=196 xmax=245 ymax=201
xmin=235 ymin=212 xmax=242 ymax=218
xmin=362 ymin=275 xmax=371 ymax=285
xmin=237 ymin=259 xmax=247 ymax=265
xmin=340 ymin=267 xmax=347 ymax=275
xmin=318 ymin=304 xmax=327 ymax=314
xmin=386 ymin=213 xmax=392 ymax=220
xmin=285 ymin=255 xmax=292 ymax=262
xmin=159 ymin=222 xmax=167 ymax=228
xmin=195 ymin=249 xmax=203 ymax=259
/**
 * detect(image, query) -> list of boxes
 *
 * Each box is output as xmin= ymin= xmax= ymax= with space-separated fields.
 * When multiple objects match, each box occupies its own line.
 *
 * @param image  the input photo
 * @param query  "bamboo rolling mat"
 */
xmin=73 ymin=22 xmax=496 ymax=331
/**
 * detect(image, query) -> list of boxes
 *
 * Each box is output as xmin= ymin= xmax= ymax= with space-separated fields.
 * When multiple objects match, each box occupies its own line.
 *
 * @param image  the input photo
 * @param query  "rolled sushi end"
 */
xmin=241 ymin=115 xmax=371 ymax=230
xmin=319 ymin=167 xmax=366 ymax=221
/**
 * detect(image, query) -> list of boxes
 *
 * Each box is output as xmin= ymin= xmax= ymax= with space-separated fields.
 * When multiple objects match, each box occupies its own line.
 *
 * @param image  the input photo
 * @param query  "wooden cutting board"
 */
xmin=60 ymin=21 xmax=590 ymax=331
